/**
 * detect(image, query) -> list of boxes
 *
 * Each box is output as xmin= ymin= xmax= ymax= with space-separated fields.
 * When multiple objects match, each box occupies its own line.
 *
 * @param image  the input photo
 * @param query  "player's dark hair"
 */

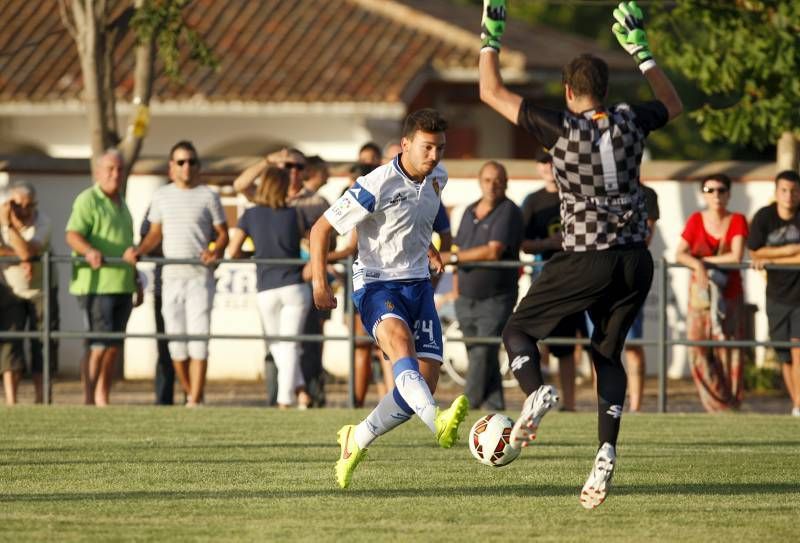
xmin=700 ymin=173 xmax=732 ymax=191
xmin=562 ymin=54 xmax=609 ymax=102
xmin=169 ymin=140 xmax=198 ymax=161
xmin=775 ymin=170 xmax=800 ymax=186
xmin=402 ymin=108 xmax=448 ymax=139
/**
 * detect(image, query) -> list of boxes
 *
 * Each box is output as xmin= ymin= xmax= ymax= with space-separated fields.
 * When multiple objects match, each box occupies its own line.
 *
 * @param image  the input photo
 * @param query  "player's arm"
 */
xmin=613 ymin=1 xmax=682 ymax=121
xmin=310 ymin=215 xmax=337 ymax=310
xmin=428 ymin=242 xmax=444 ymax=275
xmin=477 ymin=1 xmax=522 ymax=124
xmin=327 ymin=229 xmax=358 ymax=262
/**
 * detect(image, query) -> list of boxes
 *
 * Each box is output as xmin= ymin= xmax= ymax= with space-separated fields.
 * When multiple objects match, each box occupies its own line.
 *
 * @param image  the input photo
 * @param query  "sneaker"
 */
xmin=509 ymin=385 xmax=559 ymax=449
xmin=434 ymin=394 xmax=469 ymax=448
xmin=792 ymin=407 xmax=800 ymax=417
xmin=335 ymin=425 xmax=367 ymax=489
xmin=580 ymin=442 xmax=616 ymax=510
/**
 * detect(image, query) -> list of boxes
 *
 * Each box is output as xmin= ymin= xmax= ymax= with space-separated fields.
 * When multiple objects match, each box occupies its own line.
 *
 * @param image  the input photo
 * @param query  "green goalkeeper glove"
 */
xmin=481 ymin=0 xmax=506 ymax=51
xmin=612 ymin=1 xmax=655 ymax=71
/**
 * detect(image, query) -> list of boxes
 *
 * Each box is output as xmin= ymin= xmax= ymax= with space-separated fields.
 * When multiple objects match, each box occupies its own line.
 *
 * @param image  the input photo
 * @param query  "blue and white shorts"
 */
xmin=352 ymin=279 xmax=443 ymax=362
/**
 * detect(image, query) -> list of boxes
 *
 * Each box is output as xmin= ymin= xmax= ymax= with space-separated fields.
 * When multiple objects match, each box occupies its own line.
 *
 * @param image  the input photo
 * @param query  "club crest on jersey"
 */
xmin=385 ymin=300 xmax=395 ymax=311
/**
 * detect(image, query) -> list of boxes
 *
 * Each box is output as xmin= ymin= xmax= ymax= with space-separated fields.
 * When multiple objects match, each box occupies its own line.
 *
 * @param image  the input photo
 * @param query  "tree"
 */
xmin=650 ymin=0 xmax=800 ymax=169
xmin=57 ymin=0 xmax=216 ymax=188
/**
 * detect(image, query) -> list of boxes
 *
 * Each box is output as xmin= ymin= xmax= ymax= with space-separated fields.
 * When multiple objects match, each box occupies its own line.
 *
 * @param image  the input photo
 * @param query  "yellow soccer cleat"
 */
xmin=435 ymin=394 xmax=469 ymax=448
xmin=335 ymin=424 xmax=367 ymax=489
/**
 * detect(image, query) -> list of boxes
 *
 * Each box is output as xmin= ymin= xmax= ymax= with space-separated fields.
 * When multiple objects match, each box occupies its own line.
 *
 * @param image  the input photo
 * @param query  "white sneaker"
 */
xmin=791 ymin=407 xmax=800 ymax=417
xmin=509 ymin=385 xmax=559 ymax=449
xmin=580 ymin=442 xmax=616 ymax=510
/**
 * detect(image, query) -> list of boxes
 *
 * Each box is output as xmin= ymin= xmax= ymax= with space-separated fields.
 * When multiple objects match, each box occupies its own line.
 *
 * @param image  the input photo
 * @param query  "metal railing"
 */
xmin=1 ymin=253 xmax=798 ymax=411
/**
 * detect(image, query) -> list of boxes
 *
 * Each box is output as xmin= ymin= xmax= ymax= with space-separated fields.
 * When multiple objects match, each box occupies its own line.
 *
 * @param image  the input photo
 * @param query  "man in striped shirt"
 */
xmin=128 ymin=141 xmax=228 ymax=407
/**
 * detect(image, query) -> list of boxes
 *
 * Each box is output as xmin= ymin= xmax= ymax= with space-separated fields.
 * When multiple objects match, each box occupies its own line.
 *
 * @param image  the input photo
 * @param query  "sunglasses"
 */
xmin=284 ymin=162 xmax=305 ymax=171
xmin=174 ymin=158 xmax=199 ymax=167
xmin=702 ymin=186 xmax=729 ymax=195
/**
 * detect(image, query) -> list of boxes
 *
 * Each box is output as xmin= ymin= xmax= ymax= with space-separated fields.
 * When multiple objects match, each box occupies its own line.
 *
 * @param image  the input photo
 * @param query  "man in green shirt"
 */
xmin=66 ymin=149 xmax=139 ymax=406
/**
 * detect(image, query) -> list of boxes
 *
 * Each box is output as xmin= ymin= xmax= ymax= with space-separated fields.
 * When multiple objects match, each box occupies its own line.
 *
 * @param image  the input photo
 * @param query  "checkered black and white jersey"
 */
xmin=519 ymin=99 xmax=669 ymax=251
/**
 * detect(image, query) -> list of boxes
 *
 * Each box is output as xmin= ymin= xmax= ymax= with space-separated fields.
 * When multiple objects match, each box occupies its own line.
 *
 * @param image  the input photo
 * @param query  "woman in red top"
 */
xmin=676 ymin=174 xmax=749 ymax=412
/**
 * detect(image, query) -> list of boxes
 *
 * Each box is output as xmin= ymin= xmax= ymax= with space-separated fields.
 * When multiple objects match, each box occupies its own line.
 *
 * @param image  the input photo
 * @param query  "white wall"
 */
xmin=0 ymin=172 xmax=779 ymax=381
xmin=3 ymin=112 xmax=391 ymax=163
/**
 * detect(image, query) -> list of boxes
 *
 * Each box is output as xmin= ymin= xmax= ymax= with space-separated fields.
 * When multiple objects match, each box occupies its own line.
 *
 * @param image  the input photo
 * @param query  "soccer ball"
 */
xmin=468 ymin=413 xmax=521 ymax=467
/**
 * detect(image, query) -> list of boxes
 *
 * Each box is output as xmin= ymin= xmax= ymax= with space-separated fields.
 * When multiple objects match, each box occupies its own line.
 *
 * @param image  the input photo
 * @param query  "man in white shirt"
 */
xmin=127 ymin=141 xmax=228 ymax=407
xmin=310 ymin=109 xmax=469 ymax=489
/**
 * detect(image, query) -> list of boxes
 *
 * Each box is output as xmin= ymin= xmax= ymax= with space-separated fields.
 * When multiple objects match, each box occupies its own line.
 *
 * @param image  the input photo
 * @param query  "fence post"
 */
xmin=42 ymin=251 xmax=52 ymax=405
xmin=346 ymin=255 xmax=356 ymax=408
xmin=657 ymin=257 xmax=668 ymax=413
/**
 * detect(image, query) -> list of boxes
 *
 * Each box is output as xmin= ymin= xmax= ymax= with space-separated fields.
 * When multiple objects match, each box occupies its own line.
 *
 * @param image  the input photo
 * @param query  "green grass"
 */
xmin=1 ymin=408 xmax=799 ymax=542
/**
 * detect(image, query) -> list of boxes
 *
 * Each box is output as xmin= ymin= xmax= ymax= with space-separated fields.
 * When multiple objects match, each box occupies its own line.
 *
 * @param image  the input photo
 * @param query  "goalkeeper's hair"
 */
xmin=402 ymin=108 xmax=448 ymax=139
xmin=562 ymin=54 xmax=609 ymax=102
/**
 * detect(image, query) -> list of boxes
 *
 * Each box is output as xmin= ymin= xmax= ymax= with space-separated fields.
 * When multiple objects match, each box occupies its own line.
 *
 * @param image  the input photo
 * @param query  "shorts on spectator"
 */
xmin=766 ymin=298 xmax=800 ymax=363
xmin=162 ymin=275 xmax=214 ymax=361
xmin=584 ymin=308 xmax=644 ymax=347
xmin=78 ymin=293 xmax=134 ymax=349
xmin=25 ymin=290 xmax=59 ymax=374
xmin=0 ymin=283 xmax=26 ymax=372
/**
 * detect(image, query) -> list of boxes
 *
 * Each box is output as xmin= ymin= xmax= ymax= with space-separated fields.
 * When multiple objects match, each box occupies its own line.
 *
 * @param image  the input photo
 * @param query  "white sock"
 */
xmin=395 ymin=367 xmax=437 ymax=434
xmin=353 ymin=389 xmax=412 ymax=449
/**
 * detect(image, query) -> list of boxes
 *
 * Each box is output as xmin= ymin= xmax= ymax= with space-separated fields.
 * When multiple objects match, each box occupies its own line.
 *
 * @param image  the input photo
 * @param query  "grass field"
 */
xmin=2 ymin=407 xmax=798 ymax=542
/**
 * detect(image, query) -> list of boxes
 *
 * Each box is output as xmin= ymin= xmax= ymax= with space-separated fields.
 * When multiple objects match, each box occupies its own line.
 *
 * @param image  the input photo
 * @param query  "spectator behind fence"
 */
xmin=303 ymin=155 xmax=330 ymax=194
xmin=228 ymin=167 xmax=313 ymax=409
xmin=128 ymin=141 xmax=228 ymax=407
xmin=440 ymin=160 xmax=523 ymax=411
xmin=520 ymin=152 xmax=585 ymax=411
xmin=0 ymin=190 xmax=33 ymax=405
xmin=675 ymin=174 xmax=748 ymax=412
xmin=382 ymin=141 xmax=402 ymax=164
xmin=139 ymin=205 xmax=174 ymax=405
xmin=1 ymin=181 xmax=58 ymax=404
xmin=66 ymin=149 xmax=139 ymax=406
xmin=358 ymin=142 xmax=382 ymax=167
xmin=748 ymin=170 xmax=800 ymax=417
xmin=233 ymin=148 xmax=326 ymax=407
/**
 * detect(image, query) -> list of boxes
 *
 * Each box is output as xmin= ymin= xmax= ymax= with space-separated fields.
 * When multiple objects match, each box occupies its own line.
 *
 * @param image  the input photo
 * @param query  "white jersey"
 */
xmin=324 ymin=155 xmax=447 ymax=290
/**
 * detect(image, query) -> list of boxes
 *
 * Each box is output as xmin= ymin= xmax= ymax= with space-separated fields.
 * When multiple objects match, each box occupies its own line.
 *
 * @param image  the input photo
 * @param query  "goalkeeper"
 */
xmin=478 ymin=1 xmax=681 ymax=509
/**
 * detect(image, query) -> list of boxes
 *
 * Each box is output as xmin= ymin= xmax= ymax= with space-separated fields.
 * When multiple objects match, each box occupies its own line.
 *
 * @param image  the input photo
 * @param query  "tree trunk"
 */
xmin=776 ymin=131 xmax=799 ymax=173
xmin=119 ymin=15 xmax=157 ymax=193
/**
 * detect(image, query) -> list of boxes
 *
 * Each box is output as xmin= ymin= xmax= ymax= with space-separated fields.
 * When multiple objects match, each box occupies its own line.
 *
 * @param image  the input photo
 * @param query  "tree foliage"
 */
xmin=650 ymin=0 xmax=800 ymax=149
xmin=58 ymin=0 xmax=217 ymax=188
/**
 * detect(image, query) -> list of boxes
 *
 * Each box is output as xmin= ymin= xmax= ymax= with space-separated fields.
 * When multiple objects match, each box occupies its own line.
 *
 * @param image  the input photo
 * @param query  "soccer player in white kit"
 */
xmin=309 ymin=109 xmax=469 ymax=489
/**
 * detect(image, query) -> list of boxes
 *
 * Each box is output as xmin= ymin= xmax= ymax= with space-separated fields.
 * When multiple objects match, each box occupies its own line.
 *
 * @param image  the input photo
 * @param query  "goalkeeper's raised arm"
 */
xmin=478 ymin=0 xmax=682 ymax=125
xmin=612 ymin=1 xmax=682 ymax=120
xmin=477 ymin=0 xmax=522 ymax=125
